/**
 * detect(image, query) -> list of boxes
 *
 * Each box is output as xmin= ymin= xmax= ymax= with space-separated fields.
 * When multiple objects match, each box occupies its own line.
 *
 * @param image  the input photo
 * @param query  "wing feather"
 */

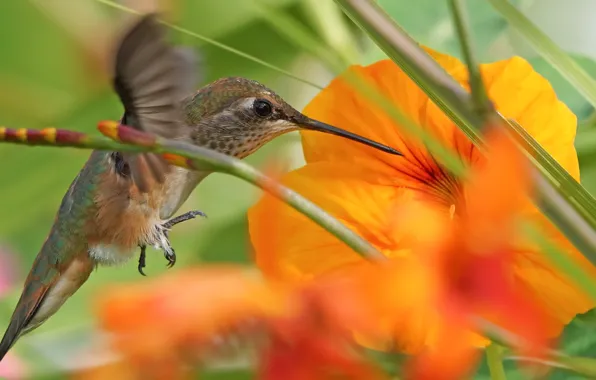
xmin=112 ymin=13 xmax=198 ymax=192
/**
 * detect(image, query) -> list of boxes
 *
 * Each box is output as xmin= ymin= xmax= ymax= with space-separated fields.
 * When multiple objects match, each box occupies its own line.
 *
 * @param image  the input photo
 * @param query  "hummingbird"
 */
xmin=0 ymin=13 xmax=401 ymax=361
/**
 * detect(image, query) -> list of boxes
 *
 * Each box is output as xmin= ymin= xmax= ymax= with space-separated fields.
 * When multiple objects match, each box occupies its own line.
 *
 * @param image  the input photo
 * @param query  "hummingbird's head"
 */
xmin=185 ymin=77 xmax=401 ymax=158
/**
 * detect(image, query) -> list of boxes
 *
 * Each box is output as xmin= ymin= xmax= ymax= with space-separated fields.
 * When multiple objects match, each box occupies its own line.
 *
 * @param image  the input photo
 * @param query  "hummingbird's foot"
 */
xmin=138 ymin=245 xmax=147 ymax=276
xmin=159 ymin=210 xmax=205 ymax=270
xmin=134 ymin=210 xmax=205 ymax=275
xmin=162 ymin=210 xmax=207 ymax=231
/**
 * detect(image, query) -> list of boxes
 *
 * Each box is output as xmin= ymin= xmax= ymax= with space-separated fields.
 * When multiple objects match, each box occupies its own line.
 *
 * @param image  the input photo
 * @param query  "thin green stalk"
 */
xmin=488 ymin=0 xmax=596 ymax=110
xmin=447 ymin=0 xmax=494 ymax=119
xmin=157 ymin=139 xmax=386 ymax=260
xmin=0 ymin=125 xmax=384 ymax=261
xmin=474 ymin=317 xmax=560 ymax=357
xmin=94 ymin=0 xmax=324 ymax=90
xmin=486 ymin=344 xmax=507 ymax=380
xmin=529 ymin=175 xmax=596 ymax=267
xmin=507 ymin=355 xmax=596 ymax=378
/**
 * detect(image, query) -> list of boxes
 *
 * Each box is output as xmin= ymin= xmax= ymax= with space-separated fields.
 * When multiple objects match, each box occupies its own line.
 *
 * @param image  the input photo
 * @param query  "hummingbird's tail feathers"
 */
xmin=0 ymin=317 xmax=26 ymax=362
xmin=0 ymin=283 xmax=48 ymax=362
xmin=0 ymin=254 xmax=94 ymax=361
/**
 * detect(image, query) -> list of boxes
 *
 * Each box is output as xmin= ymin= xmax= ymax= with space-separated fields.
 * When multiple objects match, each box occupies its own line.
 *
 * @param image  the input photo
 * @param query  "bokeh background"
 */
xmin=1 ymin=0 xmax=596 ymax=378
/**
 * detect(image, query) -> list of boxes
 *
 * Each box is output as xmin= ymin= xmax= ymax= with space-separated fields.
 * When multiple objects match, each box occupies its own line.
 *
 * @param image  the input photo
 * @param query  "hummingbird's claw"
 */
xmin=138 ymin=245 xmax=147 ymax=276
xmin=164 ymin=248 xmax=176 ymax=268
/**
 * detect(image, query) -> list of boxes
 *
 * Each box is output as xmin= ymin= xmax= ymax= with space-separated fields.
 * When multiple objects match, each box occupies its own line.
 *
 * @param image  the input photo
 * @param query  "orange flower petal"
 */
xmin=248 ymin=162 xmax=438 ymax=281
xmin=463 ymin=128 xmax=531 ymax=250
xmin=405 ymin=321 xmax=480 ymax=380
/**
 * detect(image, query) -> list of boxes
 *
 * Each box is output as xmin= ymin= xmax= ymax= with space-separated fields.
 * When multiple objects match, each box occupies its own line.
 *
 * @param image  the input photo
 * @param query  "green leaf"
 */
xmin=559 ymin=309 xmax=596 ymax=356
xmin=536 ymin=309 xmax=596 ymax=379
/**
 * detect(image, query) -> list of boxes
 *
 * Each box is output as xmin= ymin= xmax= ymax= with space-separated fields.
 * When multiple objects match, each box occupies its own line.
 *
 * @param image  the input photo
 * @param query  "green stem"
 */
xmin=0 ymin=127 xmax=385 ymax=262
xmin=486 ymin=344 xmax=507 ymax=380
xmin=155 ymin=139 xmax=387 ymax=260
xmin=447 ymin=0 xmax=493 ymax=119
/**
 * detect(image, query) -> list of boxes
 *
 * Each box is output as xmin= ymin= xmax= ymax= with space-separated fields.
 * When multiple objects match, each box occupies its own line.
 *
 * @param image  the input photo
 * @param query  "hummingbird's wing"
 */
xmin=112 ymin=13 xmax=198 ymax=193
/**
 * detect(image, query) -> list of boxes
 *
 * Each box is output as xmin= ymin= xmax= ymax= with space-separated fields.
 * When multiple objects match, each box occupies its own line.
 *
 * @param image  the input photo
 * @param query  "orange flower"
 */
xmin=259 ymin=274 xmax=388 ymax=380
xmin=397 ymin=129 xmax=550 ymax=379
xmin=93 ymin=267 xmax=287 ymax=379
xmin=248 ymin=47 xmax=596 ymax=353
xmin=92 ymin=266 xmax=386 ymax=380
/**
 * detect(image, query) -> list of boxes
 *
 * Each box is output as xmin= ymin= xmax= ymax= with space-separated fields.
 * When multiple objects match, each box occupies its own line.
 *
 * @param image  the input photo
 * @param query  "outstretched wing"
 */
xmin=112 ymin=13 xmax=198 ymax=192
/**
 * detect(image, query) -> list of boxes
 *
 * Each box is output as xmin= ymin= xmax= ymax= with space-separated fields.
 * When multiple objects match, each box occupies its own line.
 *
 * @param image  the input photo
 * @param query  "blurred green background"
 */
xmin=1 ymin=0 xmax=596 ymax=378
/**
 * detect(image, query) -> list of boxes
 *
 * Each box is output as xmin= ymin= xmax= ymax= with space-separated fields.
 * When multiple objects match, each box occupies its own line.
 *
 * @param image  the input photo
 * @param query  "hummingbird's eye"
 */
xmin=253 ymin=99 xmax=273 ymax=117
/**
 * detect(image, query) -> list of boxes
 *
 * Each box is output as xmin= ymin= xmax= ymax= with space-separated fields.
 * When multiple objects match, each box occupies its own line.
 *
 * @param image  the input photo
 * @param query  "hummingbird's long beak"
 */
xmin=296 ymin=116 xmax=402 ymax=156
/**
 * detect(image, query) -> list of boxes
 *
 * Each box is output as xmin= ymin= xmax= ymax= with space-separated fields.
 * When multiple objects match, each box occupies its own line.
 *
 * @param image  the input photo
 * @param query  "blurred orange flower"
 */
xmin=248 ymin=47 xmax=596 ymax=353
xmin=93 ymin=266 xmax=386 ymax=380
xmin=396 ymin=129 xmax=550 ymax=380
